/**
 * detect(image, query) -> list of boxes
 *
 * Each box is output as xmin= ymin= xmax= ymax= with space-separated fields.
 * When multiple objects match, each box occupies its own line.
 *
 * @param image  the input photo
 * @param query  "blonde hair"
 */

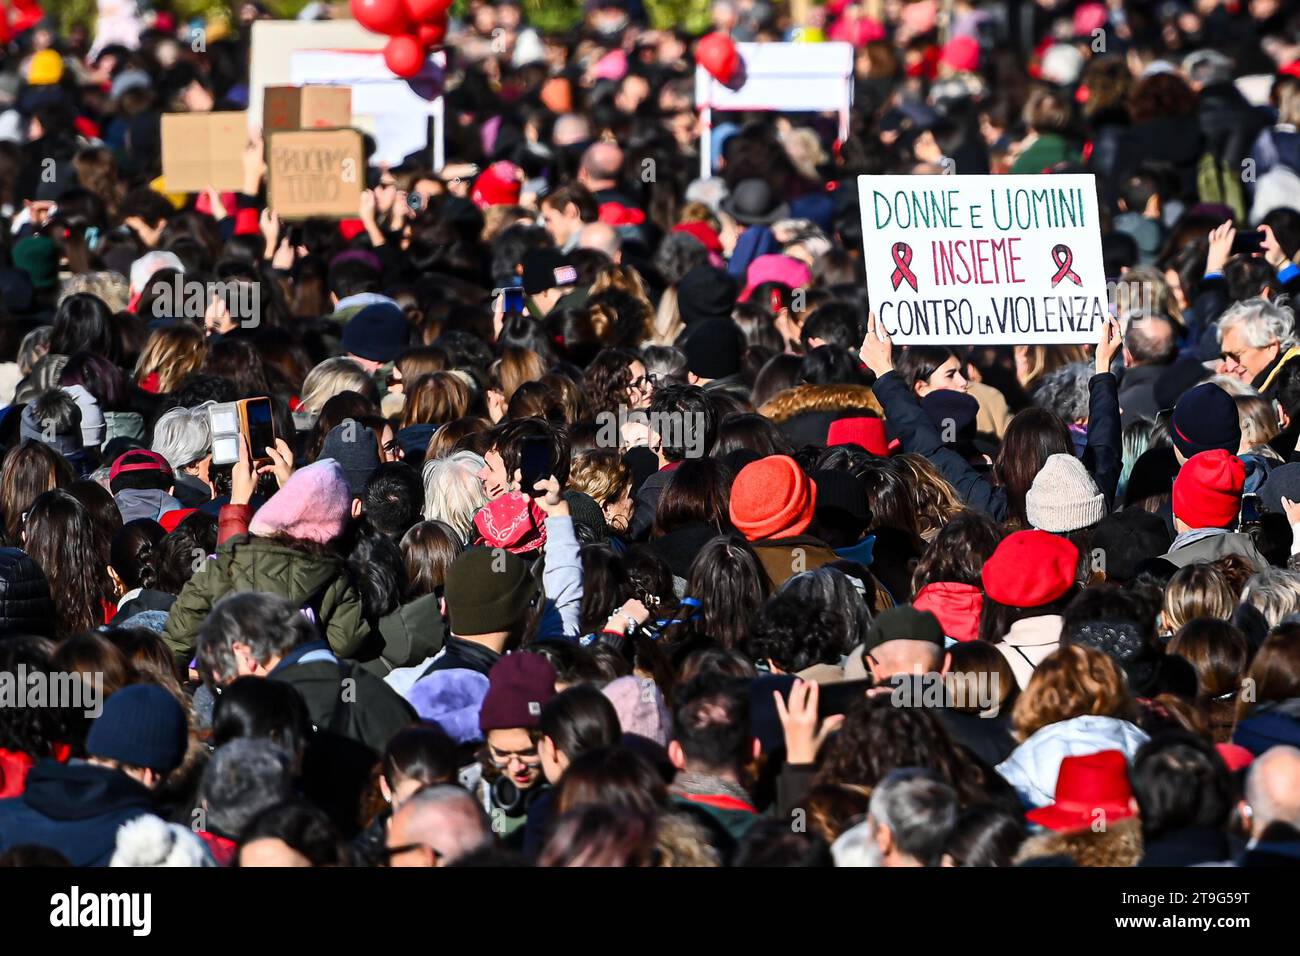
xmin=1012 ymin=645 xmax=1134 ymax=740
xmin=568 ymin=448 xmax=632 ymax=506
xmin=134 ymin=323 xmax=205 ymax=393
xmin=1163 ymin=564 xmax=1236 ymax=635
xmin=1241 ymin=568 xmax=1300 ymax=629
xmin=299 ymin=357 xmax=373 ymax=417
xmin=1236 ymin=392 xmax=1281 ymax=451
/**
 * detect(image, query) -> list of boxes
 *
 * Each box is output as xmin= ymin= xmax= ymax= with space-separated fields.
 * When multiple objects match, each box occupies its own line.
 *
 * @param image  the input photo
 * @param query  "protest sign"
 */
xmin=263 ymin=86 xmax=353 ymax=134
xmin=266 ymin=129 xmax=365 ymax=220
xmin=857 ymin=174 xmax=1108 ymax=345
xmin=160 ymin=112 xmax=248 ymax=193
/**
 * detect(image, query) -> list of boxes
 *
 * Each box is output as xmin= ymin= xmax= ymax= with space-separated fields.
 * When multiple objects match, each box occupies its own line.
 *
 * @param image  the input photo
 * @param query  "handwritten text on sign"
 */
xmin=857 ymin=174 xmax=1108 ymax=344
xmin=267 ymin=128 xmax=365 ymax=220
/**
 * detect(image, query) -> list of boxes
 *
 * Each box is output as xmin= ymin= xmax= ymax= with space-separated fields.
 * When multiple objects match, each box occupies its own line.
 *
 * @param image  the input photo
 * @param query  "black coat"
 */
xmin=0 ymin=547 xmax=55 ymax=639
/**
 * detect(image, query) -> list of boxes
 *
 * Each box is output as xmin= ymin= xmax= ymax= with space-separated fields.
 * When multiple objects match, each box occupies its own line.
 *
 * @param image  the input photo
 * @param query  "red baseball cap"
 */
xmin=110 ymin=449 xmax=173 ymax=482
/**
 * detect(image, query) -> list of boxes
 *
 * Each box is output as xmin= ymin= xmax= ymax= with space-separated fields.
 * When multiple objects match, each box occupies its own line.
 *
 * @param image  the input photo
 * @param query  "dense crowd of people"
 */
xmin=0 ymin=0 xmax=1298 ymax=870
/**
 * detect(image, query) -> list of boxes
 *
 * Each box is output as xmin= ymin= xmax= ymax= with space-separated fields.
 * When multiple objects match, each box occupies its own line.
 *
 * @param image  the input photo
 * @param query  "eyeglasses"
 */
xmin=488 ymin=745 xmax=542 ymax=767
xmin=628 ymin=375 xmax=649 ymax=391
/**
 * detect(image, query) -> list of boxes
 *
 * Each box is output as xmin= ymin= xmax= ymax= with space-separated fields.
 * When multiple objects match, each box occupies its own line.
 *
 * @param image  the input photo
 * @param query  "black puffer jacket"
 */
xmin=0 ymin=547 xmax=54 ymax=638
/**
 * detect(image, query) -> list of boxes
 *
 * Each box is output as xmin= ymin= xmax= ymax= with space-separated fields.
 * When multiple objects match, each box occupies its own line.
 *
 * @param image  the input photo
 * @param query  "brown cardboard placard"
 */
xmin=263 ymin=85 xmax=352 ymax=133
xmin=160 ymin=112 xmax=248 ymax=193
xmin=266 ymin=128 xmax=365 ymax=220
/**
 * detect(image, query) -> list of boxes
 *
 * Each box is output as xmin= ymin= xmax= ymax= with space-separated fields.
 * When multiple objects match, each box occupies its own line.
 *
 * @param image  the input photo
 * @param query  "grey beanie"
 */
xmin=1026 ymin=453 xmax=1106 ymax=533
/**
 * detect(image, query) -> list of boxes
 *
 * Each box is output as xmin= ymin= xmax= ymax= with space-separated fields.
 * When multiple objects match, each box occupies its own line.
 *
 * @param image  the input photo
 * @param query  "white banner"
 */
xmin=857 ymin=173 xmax=1108 ymax=345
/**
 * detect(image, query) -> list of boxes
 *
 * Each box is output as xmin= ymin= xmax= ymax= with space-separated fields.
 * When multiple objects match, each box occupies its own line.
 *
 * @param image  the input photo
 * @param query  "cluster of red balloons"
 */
xmin=351 ymin=0 xmax=451 ymax=79
xmin=696 ymin=32 xmax=741 ymax=86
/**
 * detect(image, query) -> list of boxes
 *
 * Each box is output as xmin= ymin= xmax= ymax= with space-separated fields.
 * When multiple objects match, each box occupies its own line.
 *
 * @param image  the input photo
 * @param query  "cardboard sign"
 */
xmin=858 ymin=174 xmax=1108 ymax=345
xmin=160 ymin=112 xmax=248 ymax=193
xmin=263 ymin=86 xmax=352 ymax=133
xmin=267 ymin=129 xmax=365 ymax=220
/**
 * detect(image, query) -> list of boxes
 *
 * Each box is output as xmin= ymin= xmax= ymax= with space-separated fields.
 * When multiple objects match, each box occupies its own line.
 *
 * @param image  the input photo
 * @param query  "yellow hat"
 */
xmin=149 ymin=176 xmax=190 ymax=210
xmin=27 ymin=50 xmax=64 ymax=86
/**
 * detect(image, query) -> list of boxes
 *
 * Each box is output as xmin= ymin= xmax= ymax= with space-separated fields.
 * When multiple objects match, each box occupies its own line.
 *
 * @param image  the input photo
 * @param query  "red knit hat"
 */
xmin=1173 ymin=449 xmax=1246 ymax=530
xmin=981 ymin=530 xmax=1078 ymax=607
xmin=729 ymin=455 xmax=817 ymax=541
xmin=673 ymin=220 xmax=723 ymax=255
xmin=827 ymin=417 xmax=888 ymax=457
xmin=1025 ymin=750 xmax=1136 ymax=832
xmin=479 ymin=652 xmax=557 ymax=732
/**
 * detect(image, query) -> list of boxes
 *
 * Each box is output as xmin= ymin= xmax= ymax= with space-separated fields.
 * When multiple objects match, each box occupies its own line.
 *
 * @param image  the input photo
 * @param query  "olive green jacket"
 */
xmin=163 ymin=536 xmax=368 ymax=668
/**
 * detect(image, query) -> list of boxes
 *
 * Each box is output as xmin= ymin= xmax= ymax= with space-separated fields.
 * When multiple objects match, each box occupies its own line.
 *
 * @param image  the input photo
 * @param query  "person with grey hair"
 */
xmin=831 ymin=769 xmax=958 ymax=867
xmin=421 ymin=450 xmax=489 ymax=544
xmin=195 ymin=591 xmax=414 ymax=754
xmin=1240 ymin=568 xmax=1300 ymax=628
xmin=385 ymin=784 xmax=492 ymax=867
xmin=152 ymin=404 xmax=215 ymax=506
xmin=641 ymin=345 xmax=689 ymax=393
xmin=1217 ymin=297 xmax=1299 ymax=390
xmin=1120 ymin=314 xmax=1178 ymax=426
xmin=197 ymin=738 xmax=293 ymax=865
xmin=1032 ymin=361 xmax=1093 ymax=428
xmin=1239 ymin=745 xmax=1300 ymax=865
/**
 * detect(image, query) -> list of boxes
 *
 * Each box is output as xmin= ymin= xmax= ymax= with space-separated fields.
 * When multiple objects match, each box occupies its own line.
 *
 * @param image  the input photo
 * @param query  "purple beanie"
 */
xmin=479 ymin=652 xmax=557 ymax=733
xmin=601 ymin=676 xmax=671 ymax=747
xmin=249 ymin=459 xmax=350 ymax=544
xmin=408 ymin=668 xmax=491 ymax=744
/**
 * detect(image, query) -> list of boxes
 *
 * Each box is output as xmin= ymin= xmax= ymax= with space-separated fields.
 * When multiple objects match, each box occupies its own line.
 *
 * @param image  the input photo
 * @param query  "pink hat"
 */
xmin=602 ymin=676 xmax=671 ymax=747
xmin=739 ymin=254 xmax=811 ymax=302
xmin=899 ymin=0 xmax=937 ymax=33
xmin=1073 ymin=3 xmax=1108 ymax=37
xmin=943 ymin=35 xmax=980 ymax=73
xmin=590 ymin=48 xmax=628 ymax=82
xmin=248 ymin=460 xmax=350 ymax=544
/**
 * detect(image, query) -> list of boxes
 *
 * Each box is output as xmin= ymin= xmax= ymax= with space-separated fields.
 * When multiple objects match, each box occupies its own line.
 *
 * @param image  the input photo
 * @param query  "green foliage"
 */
xmin=644 ymin=0 xmax=711 ymax=33
xmin=519 ymin=0 xmax=583 ymax=34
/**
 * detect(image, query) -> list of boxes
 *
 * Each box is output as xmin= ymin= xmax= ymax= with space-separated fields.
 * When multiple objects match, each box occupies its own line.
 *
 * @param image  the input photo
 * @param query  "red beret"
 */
xmin=982 ymin=530 xmax=1078 ymax=608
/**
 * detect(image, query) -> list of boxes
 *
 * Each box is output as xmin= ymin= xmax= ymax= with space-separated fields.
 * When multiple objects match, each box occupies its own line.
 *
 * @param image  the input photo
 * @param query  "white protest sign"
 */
xmin=857 ymin=174 xmax=1108 ymax=345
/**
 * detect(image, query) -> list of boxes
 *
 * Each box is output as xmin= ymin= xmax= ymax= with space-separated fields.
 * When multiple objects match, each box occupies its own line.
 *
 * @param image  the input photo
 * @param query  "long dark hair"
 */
xmin=895 ymin=345 xmax=962 ymax=394
xmin=994 ymin=408 xmax=1073 ymax=527
xmin=538 ymin=684 xmax=621 ymax=765
xmin=109 ymin=518 xmax=166 ymax=593
xmin=651 ymin=457 xmax=732 ymax=537
xmin=675 ymin=535 xmax=769 ymax=652
xmin=24 ymin=489 xmax=113 ymax=641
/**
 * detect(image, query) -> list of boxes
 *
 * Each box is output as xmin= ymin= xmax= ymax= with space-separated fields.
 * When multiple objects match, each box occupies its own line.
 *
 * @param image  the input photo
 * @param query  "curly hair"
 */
xmin=1011 ymin=645 xmax=1136 ymax=741
xmin=674 ymin=535 xmax=769 ymax=652
xmin=888 ymin=453 xmax=966 ymax=536
xmin=812 ymin=696 xmax=991 ymax=807
xmin=0 ymin=636 xmax=69 ymax=763
xmin=582 ymin=347 xmax=642 ymax=420
xmin=743 ymin=590 xmax=850 ymax=673
xmin=568 ymin=448 xmax=632 ymax=507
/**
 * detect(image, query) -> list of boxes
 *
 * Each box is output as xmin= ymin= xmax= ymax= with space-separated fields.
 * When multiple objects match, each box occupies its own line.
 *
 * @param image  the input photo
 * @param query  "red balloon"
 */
xmin=402 ymin=0 xmax=451 ymax=23
xmin=352 ymin=0 xmax=410 ymax=36
xmin=696 ymin=32 xmax=740 ymax=85
xmin=416 ymin=20 xmax=447 ymax=48
xmin=384 ymin=34 xmax=426 ymax=78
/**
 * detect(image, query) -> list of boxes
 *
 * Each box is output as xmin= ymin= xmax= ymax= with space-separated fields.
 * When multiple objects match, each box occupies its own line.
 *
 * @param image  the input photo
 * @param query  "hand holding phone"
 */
xmin=517 ymin=436 xmax=553 ymax=497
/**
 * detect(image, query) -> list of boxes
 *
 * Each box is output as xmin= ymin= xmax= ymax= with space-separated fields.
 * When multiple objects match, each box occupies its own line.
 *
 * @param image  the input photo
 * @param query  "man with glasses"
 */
xmin=385 ymin=785 xmax=491 ymax=867
xmin=1216 ymin=297 xmax=1298 ymax=390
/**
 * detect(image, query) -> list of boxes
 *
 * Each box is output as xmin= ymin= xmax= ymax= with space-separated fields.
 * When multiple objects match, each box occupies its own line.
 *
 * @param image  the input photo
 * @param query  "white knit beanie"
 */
xmin=1025 ymin=453 xmax=1106 ymax=533
xmin=110 ymin=815 xmax=216 ymax=868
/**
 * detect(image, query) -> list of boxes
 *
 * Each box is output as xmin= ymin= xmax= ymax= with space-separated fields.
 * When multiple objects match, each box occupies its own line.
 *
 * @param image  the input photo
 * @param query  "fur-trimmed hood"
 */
xmin=759 ymin=383 xmax=884 ymax=422
xmin=1015 ymin=815 xmax=1143 ymax=867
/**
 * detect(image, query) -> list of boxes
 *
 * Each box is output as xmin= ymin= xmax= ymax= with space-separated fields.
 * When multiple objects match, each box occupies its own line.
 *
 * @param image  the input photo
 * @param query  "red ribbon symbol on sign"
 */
xmin=890 ymin=242 xmax=918 ymax=292
xmin=1050 ymin=244 xmax=1082 ymax=287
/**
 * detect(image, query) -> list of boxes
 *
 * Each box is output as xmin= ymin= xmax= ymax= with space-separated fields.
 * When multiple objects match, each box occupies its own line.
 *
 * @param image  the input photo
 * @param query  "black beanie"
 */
xmin=445 ymin=547 xmax=539 ymax=636
xmin=320 ymin=419 xmax=380 ymax=498
xmin=681 ymin=317 xmax=745 ymax=380
xmin=1170 ymin=383 xmax=1241 ymax=458
xmin=677 ymin=264 xmax=738 ymax=327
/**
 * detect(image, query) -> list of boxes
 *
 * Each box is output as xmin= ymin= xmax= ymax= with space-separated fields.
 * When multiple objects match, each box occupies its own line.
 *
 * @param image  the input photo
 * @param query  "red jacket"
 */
xmin=913 ymin=582 xmax=984 ymax=644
